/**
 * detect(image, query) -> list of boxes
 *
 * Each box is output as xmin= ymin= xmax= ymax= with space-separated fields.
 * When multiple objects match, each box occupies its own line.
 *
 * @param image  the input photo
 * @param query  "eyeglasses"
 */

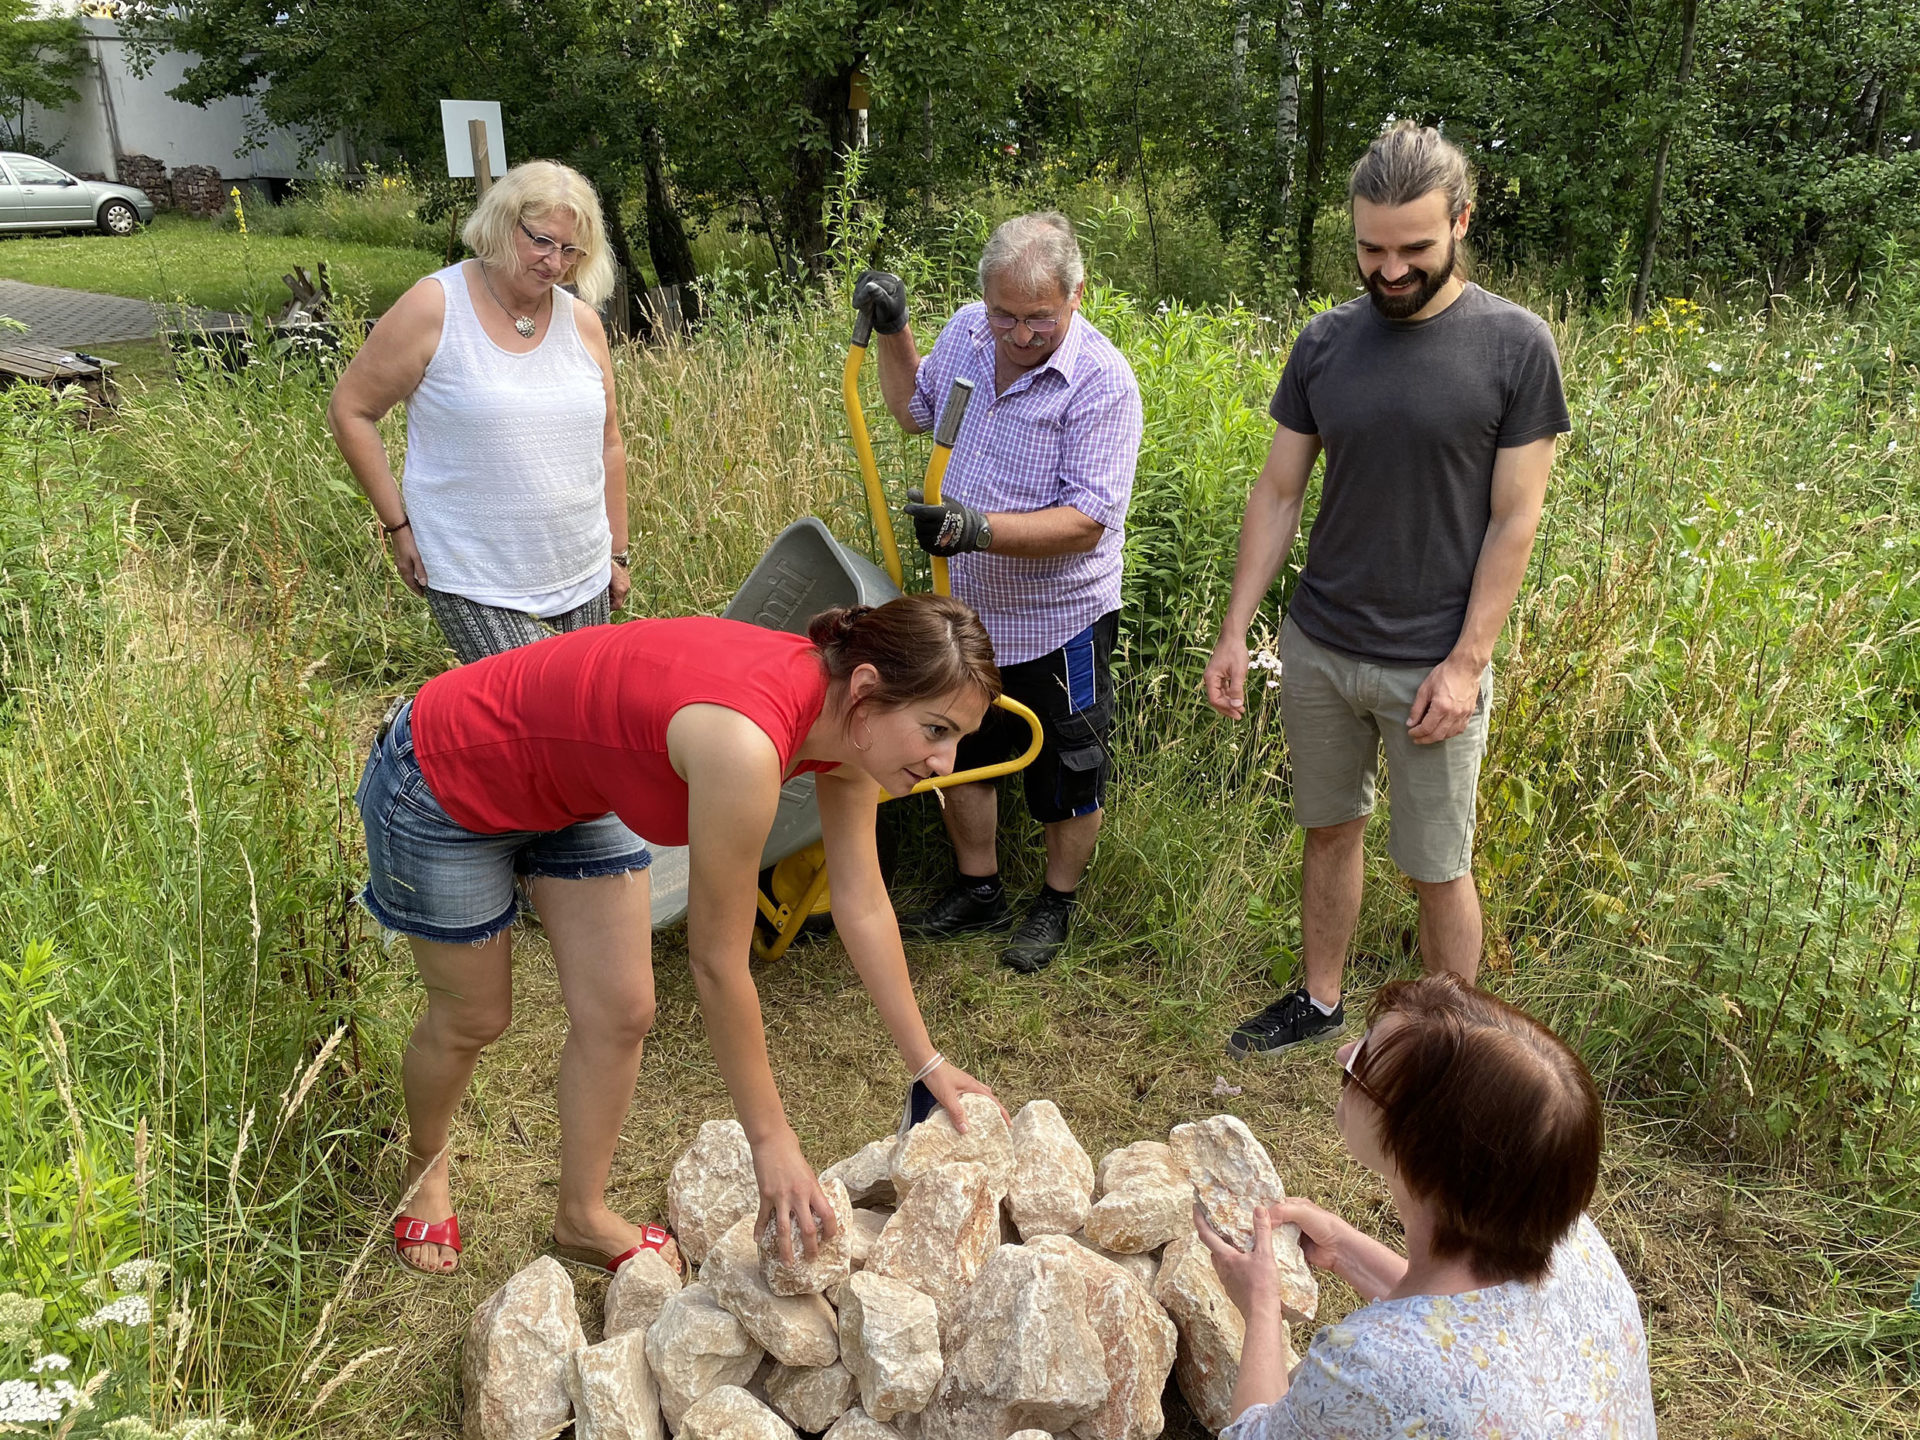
xmin=1340 ymin=1029 xmax=1384 ymax=1106
xmin=985 ymin=312 xmax=1062 ymax=336
xmin=518 ymin=219 xmax=585 ymax=263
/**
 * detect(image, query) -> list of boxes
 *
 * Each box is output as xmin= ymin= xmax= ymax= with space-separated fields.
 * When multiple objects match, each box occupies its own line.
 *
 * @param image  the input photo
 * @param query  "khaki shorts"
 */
xmin=1278 ymin=617 xmax=1492 ymax=883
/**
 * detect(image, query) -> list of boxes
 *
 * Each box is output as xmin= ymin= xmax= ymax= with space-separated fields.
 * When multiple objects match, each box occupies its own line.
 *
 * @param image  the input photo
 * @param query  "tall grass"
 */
xmin=0 ymin=214 xmax=1913 ymax=1429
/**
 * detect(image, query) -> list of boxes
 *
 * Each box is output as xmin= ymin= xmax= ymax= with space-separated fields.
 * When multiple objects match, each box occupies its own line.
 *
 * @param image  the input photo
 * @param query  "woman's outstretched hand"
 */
xmin=751 ymin=1129 xmax=839 ymax=1264
xmin=1195 ymin=1201 xmax=1284 ymax=1321
xmin=923 ymin=1062 xmax=1005 ymax=1132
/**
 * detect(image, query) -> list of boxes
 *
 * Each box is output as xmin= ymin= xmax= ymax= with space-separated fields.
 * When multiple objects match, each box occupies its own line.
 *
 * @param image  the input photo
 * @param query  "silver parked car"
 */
xmin=0 ymin=153 xmax=155 ymax=236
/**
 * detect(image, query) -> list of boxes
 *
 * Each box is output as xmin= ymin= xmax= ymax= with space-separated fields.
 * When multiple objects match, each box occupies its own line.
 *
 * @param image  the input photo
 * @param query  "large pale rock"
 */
xmin=865 ymin=1162 xmax=999 ymax=1322
xmin=1083 ymin=1143 xmax=1189 ymax=1255
xmin=837 ymin=1271 xmax=943 ymax=1423
xmin=1026 ymin=1236 xmax=1176 ymax=1440
xmin=708 ymin=1218 xmax=841 ymax=1368
xmin=462 ymin=1255 xmax=586 ymax=1440
xmin=1154 ymin=1232 xmax=1293 ymax=1432
xmin=1005 ymin=1101 xmax=1095 ymax=1241
xmin=1007 ymin=1433 xmax=1052 ymax=1440
xmin=761 ymin=1177 xmax=854 ymax=1296
xmin=569 ymin=1329 xmax=665 ymax=1440
xmin=1168 ymin=1116 xmax=1318 ymax=1320
xmin=821 ymin=1140 xmax=899 ymax=1208
xmin=933 ymin=1244 xmax=1110 ymax=1439
xmin=889 ymin=1096 xmax=1014 ymax=1202
xmin=849 ymin=1209 xmax=893 ymax=1269
xmin=679 ymin=1385 xmax=797 ymax=1440
xmin=764 ymin=1362 xmax=858 ymax=1433
xmin=671 ymin=1120 xmax=761 ymax=1267
xmin=607 ymin=1249 xmax=686 ymax=1339
xmin=825 ymin=1408 xmax=903 ymax=1440
xmin=1068 ymin=1233 xmax=1159 ymax=1292
xmin=646 ymin=1282 xmax=765 ymax=1432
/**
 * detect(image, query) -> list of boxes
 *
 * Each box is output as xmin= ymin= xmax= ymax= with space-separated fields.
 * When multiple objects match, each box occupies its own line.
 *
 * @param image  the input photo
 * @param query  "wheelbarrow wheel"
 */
xmin=754 ymin=807 xmax=901 ymax=948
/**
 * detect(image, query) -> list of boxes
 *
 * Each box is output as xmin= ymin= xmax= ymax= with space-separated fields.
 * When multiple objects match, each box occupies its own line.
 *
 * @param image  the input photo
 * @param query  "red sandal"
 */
xmin=550 ymin=1222 xmax=682 ymax=1277
xmin=393 ymin=1213 xmax=462 ymax=1275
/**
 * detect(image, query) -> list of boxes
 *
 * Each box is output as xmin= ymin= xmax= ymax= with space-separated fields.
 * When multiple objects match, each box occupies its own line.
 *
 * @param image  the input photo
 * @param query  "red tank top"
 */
xmin=410 ymin=618 xmax=836 ymax=845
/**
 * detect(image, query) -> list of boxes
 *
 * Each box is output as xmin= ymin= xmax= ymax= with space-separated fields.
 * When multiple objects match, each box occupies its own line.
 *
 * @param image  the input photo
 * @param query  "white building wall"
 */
xmin=27 ymin=18 xmax=347 ymax=180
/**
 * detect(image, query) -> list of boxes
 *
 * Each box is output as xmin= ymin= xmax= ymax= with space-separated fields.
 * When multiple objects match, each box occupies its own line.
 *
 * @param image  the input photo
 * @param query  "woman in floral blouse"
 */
xmin=1197 ymin=975 xmax=1657 ymax=1438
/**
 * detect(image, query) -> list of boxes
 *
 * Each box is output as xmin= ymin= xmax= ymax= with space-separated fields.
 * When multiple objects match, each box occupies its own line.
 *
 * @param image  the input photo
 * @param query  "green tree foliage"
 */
xmin=0 ymin=0 xmax=89 ymax=155
xmin=129 ymin=0 xmax=1918 ymax=301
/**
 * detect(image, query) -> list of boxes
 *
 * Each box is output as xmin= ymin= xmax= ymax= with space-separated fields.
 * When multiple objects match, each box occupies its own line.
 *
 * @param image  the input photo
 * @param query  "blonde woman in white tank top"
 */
xmin=328 ymin=161 xmax=632 ymax=664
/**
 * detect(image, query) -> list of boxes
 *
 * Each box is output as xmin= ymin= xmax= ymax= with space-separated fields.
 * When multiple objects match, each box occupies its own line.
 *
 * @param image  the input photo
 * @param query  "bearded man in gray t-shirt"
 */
xmin=1204 ymin=121 xmax=1571 ymax=1057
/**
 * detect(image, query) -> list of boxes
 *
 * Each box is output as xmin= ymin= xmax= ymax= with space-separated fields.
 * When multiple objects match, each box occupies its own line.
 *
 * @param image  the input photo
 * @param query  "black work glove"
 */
xmin=905 ymin=488 xmax=992 ymax=557
xmin=854 ymin=269 xmax=909 ymax=335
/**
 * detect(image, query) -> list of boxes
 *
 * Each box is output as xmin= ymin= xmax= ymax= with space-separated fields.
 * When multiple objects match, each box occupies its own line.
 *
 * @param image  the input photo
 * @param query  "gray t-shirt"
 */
xmin=1269 ymin=284 xmax=1571 ymax=663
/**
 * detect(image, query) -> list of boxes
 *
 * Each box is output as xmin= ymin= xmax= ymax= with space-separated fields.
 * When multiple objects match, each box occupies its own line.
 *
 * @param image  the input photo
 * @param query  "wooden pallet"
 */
xmin=0 ymin=340 xmax=120 ymax=405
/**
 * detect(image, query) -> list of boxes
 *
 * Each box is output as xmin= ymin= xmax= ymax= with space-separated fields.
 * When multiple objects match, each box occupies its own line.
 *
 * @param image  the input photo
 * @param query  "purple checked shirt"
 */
xmin=908 ymin=301 xmax=1143 ymax=666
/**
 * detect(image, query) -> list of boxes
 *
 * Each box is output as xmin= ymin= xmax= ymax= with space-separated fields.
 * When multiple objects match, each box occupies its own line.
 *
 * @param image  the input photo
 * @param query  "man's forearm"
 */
xmin=1219 ymin=485 xmax=1305 ymax=638
xmin=984 ymin=505 xmax=1104 ymax=558
xmin=875 ymin=327 xmax=923 ymax=432
xmin=1446 ymin=512 xmax=1541 ymax=671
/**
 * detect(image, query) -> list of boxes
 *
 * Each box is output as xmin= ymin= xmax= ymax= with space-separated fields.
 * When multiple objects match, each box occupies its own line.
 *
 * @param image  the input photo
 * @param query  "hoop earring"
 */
xmin=852 ymin=715 xmax=874 ymax=753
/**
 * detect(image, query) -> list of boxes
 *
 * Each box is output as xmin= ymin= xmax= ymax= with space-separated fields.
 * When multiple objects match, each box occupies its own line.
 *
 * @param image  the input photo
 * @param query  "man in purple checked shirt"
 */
xmin=855 ymin=212 xmax=1143 ymax=973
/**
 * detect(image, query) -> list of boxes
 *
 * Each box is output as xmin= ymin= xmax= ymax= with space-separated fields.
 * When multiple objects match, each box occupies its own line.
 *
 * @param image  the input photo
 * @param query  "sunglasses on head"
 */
xmin=518 ymin=218 xmax=585 ymax=263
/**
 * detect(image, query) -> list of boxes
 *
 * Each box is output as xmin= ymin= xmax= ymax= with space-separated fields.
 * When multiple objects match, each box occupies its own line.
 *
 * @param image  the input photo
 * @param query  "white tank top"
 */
xmin=402 ymin=262 xmax=611 ymax=615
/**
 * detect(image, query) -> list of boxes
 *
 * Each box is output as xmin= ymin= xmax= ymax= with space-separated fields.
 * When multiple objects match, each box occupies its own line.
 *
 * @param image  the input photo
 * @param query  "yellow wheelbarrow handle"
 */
xmin=844 ymin=307 xmax=905 ymax=590
xmin=905 ymin=694 xmax=1045 ymax=795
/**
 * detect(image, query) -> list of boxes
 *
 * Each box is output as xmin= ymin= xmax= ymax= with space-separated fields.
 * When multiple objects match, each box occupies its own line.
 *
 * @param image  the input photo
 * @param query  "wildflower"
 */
xmin=1813 ymin=362 xmax=1825 ymax=371
xmin=1885 ymin=539 xmax=1899 ymax=550
xmin=78 ymin=1294 xmax=152 ymax=1331
xmin=29 ymin=1353 xmax=70 ymax=1373
xmin=1707 ymin=361 xmax=1723 ymax=373
xmin=1890 ymin=440 xmax=1899 ymax=454
xmin=229 ymin=187 xmax=247 ymax=238
xmin=111 ymin=1258 xmax=166 ymax=1291
xmin=0 ymin=1293 xmax=44 ymax=1345
xmin=1794 ymin=483 xmax=1808 ymax=491
xmin=0 ymin=1378 xmax=80 ymax=1423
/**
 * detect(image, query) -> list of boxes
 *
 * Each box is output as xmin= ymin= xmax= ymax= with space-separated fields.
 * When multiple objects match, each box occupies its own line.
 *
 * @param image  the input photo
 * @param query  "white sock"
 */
xmin=1309 ymin=993 xmax=1340 ymax=1016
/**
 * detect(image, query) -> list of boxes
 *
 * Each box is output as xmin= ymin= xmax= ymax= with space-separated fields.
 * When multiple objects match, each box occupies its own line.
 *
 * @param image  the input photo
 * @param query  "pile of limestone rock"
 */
xmin=462 ymin=1098 xmax=1320 ymax=1440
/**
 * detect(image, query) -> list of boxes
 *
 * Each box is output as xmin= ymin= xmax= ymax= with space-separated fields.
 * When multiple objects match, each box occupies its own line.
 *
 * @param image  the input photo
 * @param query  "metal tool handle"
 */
xmin=932 ymin=376 xmax=975 ymax=452
xmin=852 ymin=302 xmax=874 ymax=348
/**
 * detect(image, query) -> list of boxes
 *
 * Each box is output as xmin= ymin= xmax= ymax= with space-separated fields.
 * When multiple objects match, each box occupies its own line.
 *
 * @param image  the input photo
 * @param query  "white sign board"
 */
xmin=440 ymin=100 xmax=506 ymax=179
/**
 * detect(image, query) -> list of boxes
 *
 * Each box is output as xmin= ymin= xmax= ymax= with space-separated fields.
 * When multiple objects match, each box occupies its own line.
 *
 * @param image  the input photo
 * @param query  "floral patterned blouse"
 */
xmin=1221 ymin=1215 xmax=1657 ymax=1439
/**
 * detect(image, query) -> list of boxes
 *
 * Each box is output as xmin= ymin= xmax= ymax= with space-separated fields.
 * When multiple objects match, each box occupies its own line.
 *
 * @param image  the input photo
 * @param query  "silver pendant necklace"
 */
xmin=480 ymin=263 xmax=540 ymax=338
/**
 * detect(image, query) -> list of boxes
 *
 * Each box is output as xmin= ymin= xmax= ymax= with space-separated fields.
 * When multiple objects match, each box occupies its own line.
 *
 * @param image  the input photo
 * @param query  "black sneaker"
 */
xmin=899 ymin=879 xmax=1012 ymax=939
xmin=1002 ymin=888 xmax=1076 ymax=974
xmin=1226 ymin=986 xmax=1345 ymax=1058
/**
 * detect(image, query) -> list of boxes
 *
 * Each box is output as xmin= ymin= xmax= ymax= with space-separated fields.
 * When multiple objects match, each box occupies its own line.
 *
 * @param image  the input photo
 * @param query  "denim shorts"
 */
xmin=355 ymin=700 xmax=653 ymax=944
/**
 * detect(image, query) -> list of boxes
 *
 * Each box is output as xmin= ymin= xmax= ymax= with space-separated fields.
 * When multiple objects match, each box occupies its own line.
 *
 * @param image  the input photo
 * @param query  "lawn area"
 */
xmin=0 ymin=212 xmax=441 ymax=317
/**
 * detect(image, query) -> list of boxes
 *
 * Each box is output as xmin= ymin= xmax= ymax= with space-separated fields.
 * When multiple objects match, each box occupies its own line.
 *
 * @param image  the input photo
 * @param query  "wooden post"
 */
xmin=608 ymin=267 xmax=632 ymax=341
xmin=849 ymin=69 xmax=870 ymax=149
xmin=469 ymin=118 xmax=493 ymax=199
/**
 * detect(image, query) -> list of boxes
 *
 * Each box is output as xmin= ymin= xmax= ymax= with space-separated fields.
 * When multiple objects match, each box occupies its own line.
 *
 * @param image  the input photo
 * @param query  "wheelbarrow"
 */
xmin=646 ymin=300 xmax=1043 ymax=962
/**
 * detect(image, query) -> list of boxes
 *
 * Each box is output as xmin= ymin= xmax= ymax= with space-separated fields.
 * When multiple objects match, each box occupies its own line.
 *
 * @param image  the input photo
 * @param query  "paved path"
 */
xmin=0 ymin=279 xmax=245 ymax=346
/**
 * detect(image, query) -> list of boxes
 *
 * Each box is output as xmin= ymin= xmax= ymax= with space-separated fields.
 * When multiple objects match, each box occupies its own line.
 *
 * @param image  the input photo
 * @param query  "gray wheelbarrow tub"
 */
xmin=647 ymin=517 xmax=901 ymax=930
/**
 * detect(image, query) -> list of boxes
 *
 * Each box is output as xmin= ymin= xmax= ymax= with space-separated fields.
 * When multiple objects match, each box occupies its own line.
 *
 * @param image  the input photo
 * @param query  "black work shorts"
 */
xmin=956 ymin=611 xmax=1117 ymax=825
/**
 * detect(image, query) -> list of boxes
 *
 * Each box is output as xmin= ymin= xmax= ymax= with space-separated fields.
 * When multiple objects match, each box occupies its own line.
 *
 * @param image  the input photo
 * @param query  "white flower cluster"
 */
xmin=105 ymin=1417 xmax=255 ymax=1440
xmin=0 ymin=1376 xmax=80 ymax=1424
xmin=78 ymin=1294 xmax=152 ymax=1331
xmin=1251 ymin=648 xmax=1283 ymax=690
xmin=29 ymin=1352 xmax=71 ymax=1373
xmin=110 ymin=1259 xmax=167 ymax=1291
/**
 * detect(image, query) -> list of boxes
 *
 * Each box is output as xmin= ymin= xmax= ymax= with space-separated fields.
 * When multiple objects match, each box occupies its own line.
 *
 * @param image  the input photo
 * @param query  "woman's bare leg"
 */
xmin=533 ymin=869 xmax=659 ymax=1259
xmin=399 ymin=930 xmax=515 ymax=1271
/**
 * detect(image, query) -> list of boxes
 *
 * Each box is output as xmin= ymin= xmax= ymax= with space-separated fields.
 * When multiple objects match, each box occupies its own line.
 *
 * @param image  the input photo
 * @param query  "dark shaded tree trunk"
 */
xmin=784 ymin=65 xmax=856 ymax=279
xmin=598 ymin=189 xmax=645 ymax=334
xmin=642 ymin=125 xmax=700 ymax=319
xmin=1631 ymin=0 xmax=1699 ymax=320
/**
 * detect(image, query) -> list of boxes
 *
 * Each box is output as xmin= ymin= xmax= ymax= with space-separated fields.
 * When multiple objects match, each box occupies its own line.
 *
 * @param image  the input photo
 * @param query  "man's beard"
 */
xmin=1364 ymin=237 xmax=1456 ymax=319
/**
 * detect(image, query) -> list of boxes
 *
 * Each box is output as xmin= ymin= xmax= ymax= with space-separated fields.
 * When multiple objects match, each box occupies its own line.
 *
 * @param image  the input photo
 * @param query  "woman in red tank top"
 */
xmin=357 ymin=594 xmax=1004 ymax=1276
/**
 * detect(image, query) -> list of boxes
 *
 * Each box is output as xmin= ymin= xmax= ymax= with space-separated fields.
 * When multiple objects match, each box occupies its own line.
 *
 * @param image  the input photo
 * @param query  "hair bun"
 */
xmin=807 ymin=604 xmax=874 ymax=648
